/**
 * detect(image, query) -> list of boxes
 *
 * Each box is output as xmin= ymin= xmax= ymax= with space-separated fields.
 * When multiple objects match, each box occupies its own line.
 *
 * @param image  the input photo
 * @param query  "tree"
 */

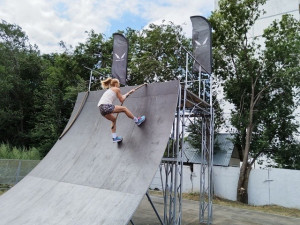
xmin=0 ymin=20 xmax=43 ymax=147
xmin=210 ymin=0 xmax=300 ymax=203
xmin=31 ymin=52 xmax=85 ymax=157
xmin=124 ymin=22 xmax=189 ymax=85
xmin=73 ymin=30 xmax=112 ymax=85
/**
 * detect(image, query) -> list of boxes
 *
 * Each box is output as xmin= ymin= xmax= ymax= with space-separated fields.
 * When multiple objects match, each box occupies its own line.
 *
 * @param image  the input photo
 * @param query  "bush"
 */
xmin=0 ymin=143 xmax=41 ymax=160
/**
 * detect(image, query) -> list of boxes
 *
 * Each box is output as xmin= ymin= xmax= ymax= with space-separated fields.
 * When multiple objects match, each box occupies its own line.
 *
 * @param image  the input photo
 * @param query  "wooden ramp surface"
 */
xmin=0 ymin=80 xmax=179 ymax=225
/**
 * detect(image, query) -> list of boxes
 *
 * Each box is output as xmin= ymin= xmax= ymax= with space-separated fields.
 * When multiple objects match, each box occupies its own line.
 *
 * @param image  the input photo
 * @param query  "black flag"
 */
xmin=190 ymin=16 xmax=212 ymax=74
xmin=112 ymin=33 xmax=128 ymax=85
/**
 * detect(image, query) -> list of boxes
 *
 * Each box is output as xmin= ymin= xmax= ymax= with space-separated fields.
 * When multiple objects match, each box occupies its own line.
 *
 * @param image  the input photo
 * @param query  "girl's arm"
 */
xmin=114 ymin=87 xmax=135 ymax=103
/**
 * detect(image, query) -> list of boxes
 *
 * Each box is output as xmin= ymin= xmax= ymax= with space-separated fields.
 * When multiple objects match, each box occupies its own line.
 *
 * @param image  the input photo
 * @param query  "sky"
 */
xmin=0 ymin=0 xmax=214 ymax=54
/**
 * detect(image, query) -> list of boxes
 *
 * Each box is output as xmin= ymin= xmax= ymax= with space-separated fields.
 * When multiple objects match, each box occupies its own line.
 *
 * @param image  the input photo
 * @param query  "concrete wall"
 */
xmin=248 ymin=168 xmax=300 ymax=208
xmin=150 ymin=165 xmax=300 ymax=209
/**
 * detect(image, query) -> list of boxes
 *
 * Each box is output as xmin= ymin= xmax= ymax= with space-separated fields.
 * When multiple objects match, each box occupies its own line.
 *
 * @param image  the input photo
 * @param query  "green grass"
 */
xmin=0 ymin=184 xmax=11 ymax=195
xmin=0 ymin=143 xmax=40 ymax=160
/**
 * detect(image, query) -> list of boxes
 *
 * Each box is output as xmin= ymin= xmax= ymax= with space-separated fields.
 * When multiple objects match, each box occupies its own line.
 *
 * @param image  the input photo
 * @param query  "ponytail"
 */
xmin=101 ymin=78 xmax=112 ymax=89
xmin=101 ymin=77 xmax=120 ymax=89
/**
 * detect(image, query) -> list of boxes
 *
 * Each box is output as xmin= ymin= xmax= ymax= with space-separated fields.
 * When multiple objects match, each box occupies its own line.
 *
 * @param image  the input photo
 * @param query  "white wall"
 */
xmin=252 ymin=0 xmax=299 ymax=38
xmin=248 ymin=168 xmax=300 ymax=208
xmin=150 ymin=165 xmax=300 ymax=209
xmin=213 ymin=166 xmax=239 ymax=201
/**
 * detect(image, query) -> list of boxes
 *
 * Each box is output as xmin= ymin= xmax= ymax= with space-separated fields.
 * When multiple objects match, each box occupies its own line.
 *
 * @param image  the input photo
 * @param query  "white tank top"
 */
xmin=97 ymin=89 xmax=117 ymax=106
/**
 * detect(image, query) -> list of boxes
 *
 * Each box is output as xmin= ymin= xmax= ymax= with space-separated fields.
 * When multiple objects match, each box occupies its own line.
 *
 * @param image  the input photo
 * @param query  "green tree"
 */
xmin=210 ymin=0 xmax=300 ymax=203
xmin=124 ymin=22 xmax=189 ymax=85
xmin=31 ymin=53 xmax=85 ymax=156
xmin=73 ymin=30 xmax=112 ymax=89
xmin=0 ymin=20 xmax=43 ymax=147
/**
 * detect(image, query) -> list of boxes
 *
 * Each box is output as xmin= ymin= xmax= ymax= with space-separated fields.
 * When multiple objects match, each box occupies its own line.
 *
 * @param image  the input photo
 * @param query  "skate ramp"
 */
xmin=0 ymin=80 xmax=179 ymax=225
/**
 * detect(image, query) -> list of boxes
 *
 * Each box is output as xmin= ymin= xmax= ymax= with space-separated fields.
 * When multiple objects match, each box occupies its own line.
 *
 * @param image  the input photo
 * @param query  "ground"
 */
xmin=133 ymin=192 xmax=300 ymax=225
xmin=1 ymin=188 xmax=299 ymax=224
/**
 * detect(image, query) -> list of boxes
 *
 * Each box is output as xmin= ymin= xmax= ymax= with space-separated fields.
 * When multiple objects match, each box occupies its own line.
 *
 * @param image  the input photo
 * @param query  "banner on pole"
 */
xmin=112 ymin=33 xmax=128 ymax=85
xmin=190 ymin=16 xmax=212 ymax=74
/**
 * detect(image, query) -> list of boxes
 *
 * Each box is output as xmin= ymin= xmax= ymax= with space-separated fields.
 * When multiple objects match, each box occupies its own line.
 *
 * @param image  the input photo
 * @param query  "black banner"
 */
xmin=111 ymin=33 xmax=128 ymax=85
xmin=190 ymin=16 xmax=212 ymax=74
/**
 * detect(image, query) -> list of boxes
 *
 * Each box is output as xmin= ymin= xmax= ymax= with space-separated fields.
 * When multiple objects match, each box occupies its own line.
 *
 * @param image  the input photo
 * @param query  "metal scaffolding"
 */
xmin=159 ymin=50 xmax=214 ymax=225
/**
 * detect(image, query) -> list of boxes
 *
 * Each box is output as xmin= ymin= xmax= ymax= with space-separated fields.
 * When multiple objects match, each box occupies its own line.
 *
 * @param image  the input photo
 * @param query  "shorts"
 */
xmin=99 ymin=104 xmax=115 ymax=116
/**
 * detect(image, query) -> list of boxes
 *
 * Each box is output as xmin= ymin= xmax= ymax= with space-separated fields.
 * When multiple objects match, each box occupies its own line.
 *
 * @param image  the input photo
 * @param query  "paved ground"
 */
xmin=132 ymin=195 xmax=300 ymax=225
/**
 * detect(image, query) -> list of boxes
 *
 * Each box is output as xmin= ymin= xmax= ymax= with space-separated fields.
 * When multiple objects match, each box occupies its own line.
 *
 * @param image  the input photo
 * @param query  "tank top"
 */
xmin=97 ymin=89 xmax=117 ymax=106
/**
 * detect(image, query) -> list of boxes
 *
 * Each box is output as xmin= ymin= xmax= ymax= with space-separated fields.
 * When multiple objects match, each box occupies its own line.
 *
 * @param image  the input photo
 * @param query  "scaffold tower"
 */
xmin=159 ymin=49 xmax=214 ymax=225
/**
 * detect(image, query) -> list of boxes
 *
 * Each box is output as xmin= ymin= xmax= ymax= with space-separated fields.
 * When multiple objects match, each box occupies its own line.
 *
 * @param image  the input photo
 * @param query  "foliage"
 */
xmin=31 ymin=53 xmax=86 ymax=157
xmin=73 ymin=30 xmax=112 ymax=85
xmin=124 ymin=23 xmax=189 ymax=85
xmin=0 ymin=143 xmax=40 ymax=160
xmin=210 ymin=0 xmax=300 ymax=203
xmin=0 ymin=20 xmax=201 ymax=157
xmin=0 ymin=20 xmax=86 ymax=157
xmin=0 ymin=20 xmax=43 ymax=147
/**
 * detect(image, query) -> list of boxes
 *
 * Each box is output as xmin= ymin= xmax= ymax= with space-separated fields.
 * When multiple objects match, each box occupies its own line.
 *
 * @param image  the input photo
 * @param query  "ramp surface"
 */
xmin=0 ymin=80 xmax=179 ymax=225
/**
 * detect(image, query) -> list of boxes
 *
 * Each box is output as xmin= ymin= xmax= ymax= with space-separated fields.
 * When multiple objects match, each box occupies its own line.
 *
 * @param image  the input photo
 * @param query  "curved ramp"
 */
xmin=0 ymin=80 xmax=179 ymax=225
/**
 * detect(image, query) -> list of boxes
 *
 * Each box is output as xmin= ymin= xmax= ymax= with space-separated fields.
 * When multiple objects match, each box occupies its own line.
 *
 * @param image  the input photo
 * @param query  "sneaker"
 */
xmin=135 ymin=116 xmax=146 ymax=126
xmin=112 ymin=136 xmax=123 ymax=143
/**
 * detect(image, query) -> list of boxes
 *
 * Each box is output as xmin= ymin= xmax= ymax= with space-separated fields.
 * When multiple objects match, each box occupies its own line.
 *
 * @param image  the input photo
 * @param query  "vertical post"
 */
xmin=15 ymin=160 xmax=21 ymax=184
xmin=203 ymin=79 xmax=206 ymax=101
xmin=199 ymin=117 xmax=207 ymax=223
xmin=178 ymin=85 xmax=184 ymax=225
xmin=198 ymin=66 xmax=201 ymax=98
xmin=209 ymin=73 xmax=214 ymax=223
xmin=88 ymin=70 xmax=93 ymax=91
xmin=185 ymin=52 xmax=188 ymax=84
xmin=161 ymin=81 xmax=183 ymax=225
xmin=199 ymin=71 xmax=214 ymax=224
xmin=164 ymin=162 xmax=168 ymax=223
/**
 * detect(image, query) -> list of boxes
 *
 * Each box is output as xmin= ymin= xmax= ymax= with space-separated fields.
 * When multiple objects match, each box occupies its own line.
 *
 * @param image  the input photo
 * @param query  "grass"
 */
xmin=0 ymin=184 xmax=11 ymax=195
xmin=149 ymin=190 xmax=300 ymax=218
xmin=0 ymin=143 xmax=40 ymax=160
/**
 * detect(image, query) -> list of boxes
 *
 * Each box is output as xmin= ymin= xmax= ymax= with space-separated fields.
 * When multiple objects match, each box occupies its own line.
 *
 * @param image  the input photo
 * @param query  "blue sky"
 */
xmin=106 ymin=11 xmax=148 ymax=36
xmin=0 ymin=0 xmax=214 ymax=53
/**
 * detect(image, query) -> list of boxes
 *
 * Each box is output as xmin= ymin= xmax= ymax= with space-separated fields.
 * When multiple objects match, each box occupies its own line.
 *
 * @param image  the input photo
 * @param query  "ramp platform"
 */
xmin=0 ymin=80 xmax=179 ymax=225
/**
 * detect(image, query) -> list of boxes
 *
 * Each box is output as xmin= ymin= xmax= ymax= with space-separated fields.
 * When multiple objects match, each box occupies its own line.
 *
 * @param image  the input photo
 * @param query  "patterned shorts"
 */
xmin=99 ymin=104 xmax=115 ymax=116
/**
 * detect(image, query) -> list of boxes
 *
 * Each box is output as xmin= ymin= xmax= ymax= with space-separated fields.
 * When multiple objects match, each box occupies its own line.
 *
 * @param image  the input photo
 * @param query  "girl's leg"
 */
xmin=105 ymin=113 xmax=117 ymax=133
xmin=113 ymin=105 xmax=135 ymax=119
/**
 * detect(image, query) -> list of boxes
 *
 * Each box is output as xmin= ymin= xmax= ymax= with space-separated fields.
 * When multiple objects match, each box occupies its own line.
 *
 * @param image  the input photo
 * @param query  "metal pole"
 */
xmin=88 ymin=70 xmax=93 ymax=91
xmin=209 ymin=71 xmax=214 ymax=223
xmin=164 ymin=162 xmax=168 ymax=223
xmin=84 ymin=66 xmax=104 ymax=75
xmin=185 ymin=52 xmax=188 ymax=87
xmin=173 ymin=85 xmax=182 ymax=225
xmin=15 ymin=160 xmax=21 ymax=184
xmin=146 ymin=192 xmax=164 ymax=225
xmin=178 ymin=85 xmax=184 ymax=225
xmin=203 ymin=80 xmax=206 ymax=101
xmin=199 ymin=66 xmax=202 ymax=98
xmin=180 ymin=46 xmax=210 ymax=75
xmin=199 ymin=118 xmax=206 ymax=223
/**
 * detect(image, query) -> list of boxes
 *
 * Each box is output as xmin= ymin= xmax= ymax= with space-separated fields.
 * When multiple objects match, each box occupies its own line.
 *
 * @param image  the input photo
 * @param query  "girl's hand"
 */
xmin=127 ymin=89 xmax=135 ymax=96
